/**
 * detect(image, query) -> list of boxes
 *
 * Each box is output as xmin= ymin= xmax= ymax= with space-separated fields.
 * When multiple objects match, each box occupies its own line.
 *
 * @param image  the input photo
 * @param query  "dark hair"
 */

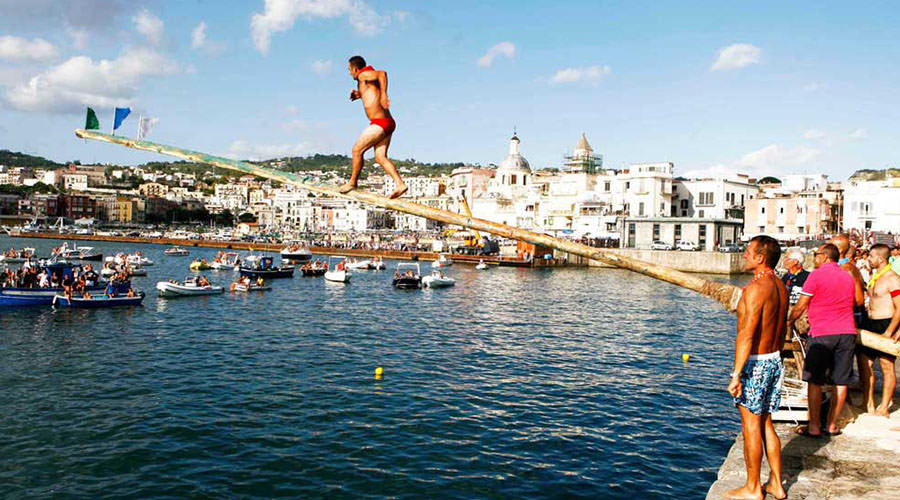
xmin=870 ymin=243 xmax=890 ymax=259
xmin=819 ymin=243 xmax=839 ymax=262
xmin=348 ymin=55 xmax=367 ymax=70
xmin=750 ymin=235 xmax=781 ymax=268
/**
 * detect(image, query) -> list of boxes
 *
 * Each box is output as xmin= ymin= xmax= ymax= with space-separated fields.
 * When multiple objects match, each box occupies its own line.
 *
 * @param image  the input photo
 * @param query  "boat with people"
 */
xmin=475 ymin=260 xmax=489 ymax=270
xmin=0 ymin=263 xmax=130 ymax=307
xmin=53 ymin=242 xmax=102 ymax=261
xmin=0 ymin=247 xmax=36 ymax=263
xmin=210 ymin=252 xmax=241 ymax=271
xmin=156 ymin=276 xmax=223 ymax=297
xmin=126 ymin=253 xmax=154 ymax=266
xmin=239 ymin=255 xmax=294 ymax=279
xmin=392 ymin=263 xmax=422 ymax=289
xmin=164 ymin=246 xmax=190 ymax=256
xmin=300 ymin=259 xmax=328 ymax=277
xmin=423 ymin=270 xmax=456 ymax=288
xmin=345 ymin=258 xmax=371 ymax=270
xmin=230 ymin=276 xmax=271 ymax=292
xmin=53 ymin=291 xmax=146 ymax=308
xmin=280 ymin=243 xmax=312 ymax=263
xmin=432 ymin=254 xmax=454 ymax=268
xmin=324 ymin=256 xmax=351 ymax=283
xmin=367 ymin=256 xmax=387 ymax=270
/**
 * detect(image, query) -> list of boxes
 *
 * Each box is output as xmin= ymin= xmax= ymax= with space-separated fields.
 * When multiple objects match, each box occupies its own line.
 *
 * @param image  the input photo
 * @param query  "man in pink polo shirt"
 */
xmin=788 ymin=243 xmax=857 ymax=437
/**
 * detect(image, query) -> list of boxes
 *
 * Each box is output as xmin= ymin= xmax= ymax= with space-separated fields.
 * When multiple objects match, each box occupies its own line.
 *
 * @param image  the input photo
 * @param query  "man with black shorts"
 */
xmin=858 ymin=243 xmax=900 ymax=416
xmin=788 ymin=243 xmax=856 ymax=437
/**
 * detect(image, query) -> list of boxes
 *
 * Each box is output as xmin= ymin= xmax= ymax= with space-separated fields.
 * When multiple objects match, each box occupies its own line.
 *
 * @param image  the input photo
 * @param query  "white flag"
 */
xmin=137 ymin=116 xmax=159 ymax=141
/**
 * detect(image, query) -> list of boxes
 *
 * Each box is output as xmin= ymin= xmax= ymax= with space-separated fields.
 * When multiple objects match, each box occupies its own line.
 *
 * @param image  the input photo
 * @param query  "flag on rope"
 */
xmin=85 ymin=108 xmax=100 ymax=130
xmin=113 ymin=107 xmax=131 ymax=133
xmin=137 ymin=115 xmax=159 ymax=141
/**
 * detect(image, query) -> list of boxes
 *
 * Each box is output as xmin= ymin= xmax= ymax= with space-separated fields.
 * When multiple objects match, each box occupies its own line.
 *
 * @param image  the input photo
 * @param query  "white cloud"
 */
xmin=736 ymin=144 xmax=819 ymax=169
xmin=66 ymin=26 xmax=90 ymax=50
xmin=477 ymin=41 xmax=515 ymax=67
xmin=228 ymin=139 xmax=315 ymax=160
xmin=802 ymin=129 xmax=826 ymax=140
xmin=191 ymin=21 xmax=207 ymax=49
xmin=250 ymin=0 xmax=387 ymax=55
xmin=849 ymin=128 xmax=868 ymax=139
xmin=550 ymin=65 xmax=612 ymax=84
xmin=4 ymin=47 xmax=180 ymax=114
xmin=0 ymin=36 xmax=58 ymax=62
xmin=284 ymin=105 xmax=300 ymax=115
xmin=133 ymin=9 xmax=164 ymax=46
xmin=311 ymin=59 xmax=332 ymax=76
xmin=710 ymin=43 xmax=761 ymax=71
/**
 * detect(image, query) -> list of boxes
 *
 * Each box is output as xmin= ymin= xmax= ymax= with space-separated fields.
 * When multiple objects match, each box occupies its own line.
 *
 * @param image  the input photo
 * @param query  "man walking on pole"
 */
xmin=339 ymin=55 xmax=407 ymax=199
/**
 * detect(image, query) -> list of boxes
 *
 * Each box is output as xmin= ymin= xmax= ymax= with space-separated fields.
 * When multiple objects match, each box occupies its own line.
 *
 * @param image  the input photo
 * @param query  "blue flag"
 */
xmin=113 ymin=107 xmax=131 ymax=133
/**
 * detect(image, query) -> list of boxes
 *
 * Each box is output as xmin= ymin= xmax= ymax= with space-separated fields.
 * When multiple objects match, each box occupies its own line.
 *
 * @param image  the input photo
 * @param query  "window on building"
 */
xmin=682 ymin=210 xmax=687 ymax=216
xmin=511 ymin=175 xmax=517 ymax=185
xmin=741 ymin=194 xmax=745 ymax=204
xmin=639 ymin=202 xmax=645 ymax=216
xmin=777 ymin=226 xmax=784 ymax=233
xmin=625 ymin=181 xmax=631 ymax=189
xmin=628 ymin=223 xmax=636 ymax=248
xmin=680 ymin=199 xmax=688 ymax=208
xmin=779 ymin=207 xmax=784 ymax=214
xmin=699 ymin=224 xmax=707 ymax=248
xmin=761 ymin=206 xmax=765 ymax=214
xmin=798 ymin=226 xmax=805 ymax=234
xmin=604 ymin=181 xmax=611 ymax=192
xmin=660 ymin=202 xmax=664 ymax=213
xmin=675 ymin=224 xmax=682 ymax=239
xmin=653 ymin=224 xmax=660 ymax=239
xmin=699 ymin=210 xmax=705 ymax=218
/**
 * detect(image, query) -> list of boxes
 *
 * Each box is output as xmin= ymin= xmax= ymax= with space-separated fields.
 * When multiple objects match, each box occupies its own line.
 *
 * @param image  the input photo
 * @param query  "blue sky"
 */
xmin=0 ymin=0 xmax=898 ymax=181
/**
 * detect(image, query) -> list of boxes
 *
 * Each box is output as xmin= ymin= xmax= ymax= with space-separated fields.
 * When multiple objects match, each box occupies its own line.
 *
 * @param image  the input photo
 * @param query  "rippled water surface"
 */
xmin=0 ymin=236 xmax=749 ymax=499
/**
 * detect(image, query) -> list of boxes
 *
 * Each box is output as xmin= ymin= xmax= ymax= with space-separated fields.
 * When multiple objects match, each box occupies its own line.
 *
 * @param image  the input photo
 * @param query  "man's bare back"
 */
xmin=739 ymin=275 xmax=789 ymax=355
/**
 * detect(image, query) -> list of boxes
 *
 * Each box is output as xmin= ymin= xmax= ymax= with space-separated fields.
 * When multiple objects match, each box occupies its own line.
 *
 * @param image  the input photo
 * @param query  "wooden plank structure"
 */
xmin=74 ymin=128 xmax=899 ymax=357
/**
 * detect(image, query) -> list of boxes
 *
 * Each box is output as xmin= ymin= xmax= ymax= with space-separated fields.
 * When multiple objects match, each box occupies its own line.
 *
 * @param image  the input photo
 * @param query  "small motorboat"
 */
xmin=211 ymin=252 xmax=240 ymax=270
xmin=280 ymin=244 xmax=312 ymax=263
xmin=53 ymin=292 xmax=145 ymax=308
xmin=392 ymin=263 xmax=422 ymax=289
xmin=239 ymin=255 xmax=294 ymax=279
xmin=156 ymin=277 xmax=223 ymax=297
xmin=367 ymin=257 xmax=387 ymax=270
xmin=432 ymin=255 xmax=454 ymax=268
xmin=55 ymin=243 xmax=103 ymax=261
xmin=300 ymin=260 xmax=328 ymax=277
xmin=127 ymin=266 xmax=148 ymax=276
xmin=0 ymin=247 xmax=36 ymax=263
xmin=126 ymin=253 xmax=154 ymax=266
xmin=164 ymin=246 xmax=190 ymax=256
xmin=475 ymin=260 xmax=489 ymax=270
xmin=423 ymin=271 xmax=456 ymax=288
xmin=324 ymin=256 xmax=351 ymax=283
xmin=231 ymin=281 xmax=272 ymax=292
xmin=189 ymin=259 xmax=212 ymax=271
xmin=345 ymin=258 xmax=371 ymax=270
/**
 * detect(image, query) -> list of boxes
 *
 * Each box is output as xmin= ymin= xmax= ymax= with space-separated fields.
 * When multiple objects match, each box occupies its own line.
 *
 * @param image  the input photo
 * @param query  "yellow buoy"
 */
xmin=375 ymin=367 xmax=384 ymax=378
xmin=682 ymin=354 xmax=691 ymax=362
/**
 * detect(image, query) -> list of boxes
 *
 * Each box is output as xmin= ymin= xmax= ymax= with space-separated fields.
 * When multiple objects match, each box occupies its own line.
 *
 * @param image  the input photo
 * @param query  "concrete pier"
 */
xmin=566 ymin=248 xmax=746 ymax=274
xmin=706 ymin=366 xmax=900 ymax=499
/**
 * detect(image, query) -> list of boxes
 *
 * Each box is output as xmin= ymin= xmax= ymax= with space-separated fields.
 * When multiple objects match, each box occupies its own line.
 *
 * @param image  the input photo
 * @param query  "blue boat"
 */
xmin=239 ymin=256 xmax=294 ymax=279
xmin=53 ymin=292 xmax=145 ymax=308
xmin=0 ymin=263 xmax=131 ymax=307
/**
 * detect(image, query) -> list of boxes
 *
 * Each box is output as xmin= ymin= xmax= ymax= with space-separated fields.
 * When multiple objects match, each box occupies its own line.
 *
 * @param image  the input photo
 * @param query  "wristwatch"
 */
xmin=730 ymin=371 xmax=741 ymax=379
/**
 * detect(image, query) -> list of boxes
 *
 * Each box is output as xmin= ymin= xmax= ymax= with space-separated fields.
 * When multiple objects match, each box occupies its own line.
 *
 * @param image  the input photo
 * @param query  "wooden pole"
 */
xmin=74 ymin=128 xmax=899 ymax=357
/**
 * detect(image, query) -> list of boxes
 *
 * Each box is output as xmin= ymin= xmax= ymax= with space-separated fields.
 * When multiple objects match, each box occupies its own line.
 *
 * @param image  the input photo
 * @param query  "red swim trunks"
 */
xmin=370 ymin=117 xmax=396 ymax=135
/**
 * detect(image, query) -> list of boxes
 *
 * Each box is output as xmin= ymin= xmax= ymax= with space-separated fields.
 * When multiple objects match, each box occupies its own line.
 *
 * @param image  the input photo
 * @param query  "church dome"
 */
xmin=498 ymin=133 xmax=531 ymax=173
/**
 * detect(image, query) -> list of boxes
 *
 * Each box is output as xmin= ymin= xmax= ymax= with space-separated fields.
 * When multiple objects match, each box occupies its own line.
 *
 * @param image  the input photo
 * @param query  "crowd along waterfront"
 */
xmin=0 ymin=235 xmax=750 ymax=498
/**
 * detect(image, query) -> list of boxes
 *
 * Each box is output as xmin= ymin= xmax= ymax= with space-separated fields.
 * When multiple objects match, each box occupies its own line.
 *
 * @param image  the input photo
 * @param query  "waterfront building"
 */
xmin=470 ymin=133 xmax=538 ymax=229
xmin=62 ymin=173 xmax=88 ymax=191
xmin=622 ymin=217 xmax=743 ymax=251
xmin=383 ymin=175 xmax=445 ymax=198
xmin=671 ymin=175 xmax=758 ymax=219
xmin=744 ymin=176 xmax=842 ymax=241
xmin=563 ymin=134 xmax=603 ymax=174
xmin=138 ymin=182 xmax=169 ymax=198
xmin=113 ymin=197 xmax=137 ymax=223
xmin=843 ymin=170 xmax=900 ymax=232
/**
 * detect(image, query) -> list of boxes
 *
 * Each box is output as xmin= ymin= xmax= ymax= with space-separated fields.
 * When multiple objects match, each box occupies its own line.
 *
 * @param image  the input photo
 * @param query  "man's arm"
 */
xmin=377 ymin=70 xmax=389 ymax=109
xmin=788 ymin=294 xmax=811 ymax=325
xmin=886 ymin=275 xmax=900 ymax=340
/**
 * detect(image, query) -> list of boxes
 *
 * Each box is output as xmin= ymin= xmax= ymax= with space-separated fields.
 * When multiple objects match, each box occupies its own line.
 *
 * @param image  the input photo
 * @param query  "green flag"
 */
xmin=85 ymin=107 xmax=99 ymax=130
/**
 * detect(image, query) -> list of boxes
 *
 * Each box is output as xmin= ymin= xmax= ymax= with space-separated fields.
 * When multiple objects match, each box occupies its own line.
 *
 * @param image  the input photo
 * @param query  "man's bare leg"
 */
xmin=806 ymin=383 xmax=823 ymax=435
xmin=876 ymin=357 xmax=896 ymax=417
xmin=373 ymin=134 xmax=406 ymax=199
xmin=339 ymin=125 xmax=385 ymax=194
xmin=725 ymin=405 xmax=764 ymax=500
xmin=762 ymin=413 xmax=787 ymax=499
xmin=857 ymin=354 xmax=876 ymax=413
xmin=826 ymin=385 xmax=848 ymax=433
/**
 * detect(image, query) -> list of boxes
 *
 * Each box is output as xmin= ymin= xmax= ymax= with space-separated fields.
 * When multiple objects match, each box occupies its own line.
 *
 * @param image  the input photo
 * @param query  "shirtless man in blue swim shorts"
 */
xmin=726 ymin=235 xmax=789 ymax=500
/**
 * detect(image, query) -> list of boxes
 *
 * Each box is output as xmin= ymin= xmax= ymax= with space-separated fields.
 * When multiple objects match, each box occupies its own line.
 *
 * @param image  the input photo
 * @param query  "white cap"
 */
xmin=785 ymin=247 xmax=805 ymax=262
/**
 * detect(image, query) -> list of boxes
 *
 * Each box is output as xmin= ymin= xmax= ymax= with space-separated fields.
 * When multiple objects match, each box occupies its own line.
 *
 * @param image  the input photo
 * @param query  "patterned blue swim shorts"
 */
xmin=733 ymin=351 xmax=784 ymax=416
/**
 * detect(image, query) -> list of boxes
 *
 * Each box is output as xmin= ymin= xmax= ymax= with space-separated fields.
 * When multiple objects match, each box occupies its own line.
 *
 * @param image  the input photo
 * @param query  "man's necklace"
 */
xmin=753 ymin=268 xmax=775 ymax=281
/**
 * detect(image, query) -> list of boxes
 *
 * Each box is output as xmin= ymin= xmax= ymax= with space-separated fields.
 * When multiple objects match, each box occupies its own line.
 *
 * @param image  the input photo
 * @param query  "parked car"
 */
xmin=717 ymin=243 xmax=743 ymax=253
xmin=650 ymin=240 xmax=674 ymax=250
xmin=676 ymin=240 xmax=700 ymax=251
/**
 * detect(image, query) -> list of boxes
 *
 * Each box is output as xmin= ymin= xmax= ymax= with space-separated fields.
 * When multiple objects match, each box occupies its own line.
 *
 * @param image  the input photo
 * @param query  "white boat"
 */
xmin=475 ymin=260 xmax=489 ymax=270
xmin=156 ymin=278 xmax=223 ymax=297
xmin=128 ymin=267 xmax=148 ymax=276
xmin=432 ymin=255 xmax=454 ymax=268
xmin=368 ymin=257 xmax=387 ymax=270
xmin=345 ymin=258 xmax=371 ymax=270
xmin=232 ymin=282 xmax=272 ymax=292
xmin=423 ymin=271 xmax=456 ymax=288
xmin=126 ymin=254 xmax=154 ymax=266
xmin=280 ymin=244 xmax=312 ymax=262
xmin=211 ymin=252 xmax=241 ymax=271
xmin=324 ymin=256 xmax=351 ymax=283
xmin=164 ymin=246 xmax=190 ymax=256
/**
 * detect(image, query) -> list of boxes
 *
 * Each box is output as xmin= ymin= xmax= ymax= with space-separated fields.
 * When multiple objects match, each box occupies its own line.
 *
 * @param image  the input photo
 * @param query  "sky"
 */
xmin=0 ymin=0 xmax=898 ymax=181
